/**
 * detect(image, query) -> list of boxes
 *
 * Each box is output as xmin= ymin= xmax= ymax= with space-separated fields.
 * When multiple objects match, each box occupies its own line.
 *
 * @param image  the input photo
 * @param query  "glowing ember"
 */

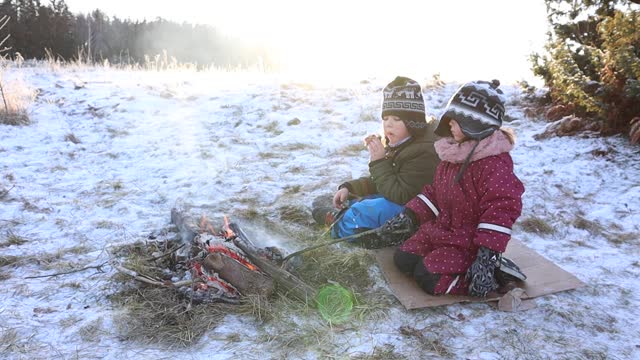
xmin=208 ymin=244 xmax=259 ymax=272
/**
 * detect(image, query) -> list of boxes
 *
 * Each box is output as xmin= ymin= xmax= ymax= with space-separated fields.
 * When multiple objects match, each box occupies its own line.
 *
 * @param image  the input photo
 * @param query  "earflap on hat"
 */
xmin=434 ymin=117 xmax=453 ymax=138
xmin=401 ymin=113 xmax=429 ymax=138
xmin=435 ymin=80 xmax=506 ymax=140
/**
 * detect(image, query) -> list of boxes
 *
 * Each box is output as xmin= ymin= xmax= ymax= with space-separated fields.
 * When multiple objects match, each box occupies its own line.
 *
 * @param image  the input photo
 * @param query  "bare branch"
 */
xmin=24 ymin=261 xmax=110 ymax=279
xmin=0 ymin=34 xmax=10 ymax=52
xmin=0 ymin=16 xmax=9 ymax=55
xmin=114 ymin=264 xmax=197 ymax=287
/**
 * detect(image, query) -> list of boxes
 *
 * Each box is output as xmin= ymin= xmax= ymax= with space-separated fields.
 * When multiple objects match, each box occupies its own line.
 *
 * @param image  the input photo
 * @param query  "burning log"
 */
xmin=202 ymin=252 xmax=274 ymax=297
xmin=170 ymin=206 xmax=316 ymax=304
xmin=228 ymin=223 xmax=317 ymax=304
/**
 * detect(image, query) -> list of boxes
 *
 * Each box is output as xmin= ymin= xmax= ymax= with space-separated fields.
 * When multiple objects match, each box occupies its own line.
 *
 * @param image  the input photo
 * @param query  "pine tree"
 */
xmin=532 ymin=0 xmax=640 ymax=136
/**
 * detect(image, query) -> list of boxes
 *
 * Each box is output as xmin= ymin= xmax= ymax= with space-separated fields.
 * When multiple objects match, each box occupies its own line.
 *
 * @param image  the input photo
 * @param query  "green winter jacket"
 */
xmin=341 ymin=130 xmax=439 ymax=205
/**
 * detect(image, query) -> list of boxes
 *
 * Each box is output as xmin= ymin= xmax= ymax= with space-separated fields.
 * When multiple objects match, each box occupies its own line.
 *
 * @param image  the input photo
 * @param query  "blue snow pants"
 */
xmin=331 ymin=195 xmax=404 ymax=238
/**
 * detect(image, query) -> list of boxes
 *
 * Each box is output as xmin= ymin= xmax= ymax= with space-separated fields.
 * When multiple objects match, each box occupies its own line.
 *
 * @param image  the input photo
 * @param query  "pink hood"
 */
xmin=434 ymin=130 xmax=514 ymax=163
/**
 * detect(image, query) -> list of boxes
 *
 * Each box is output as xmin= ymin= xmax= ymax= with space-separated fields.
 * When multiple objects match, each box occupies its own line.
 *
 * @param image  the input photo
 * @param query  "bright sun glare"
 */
xmin=65 ymin=0 xmax=549 ymax=84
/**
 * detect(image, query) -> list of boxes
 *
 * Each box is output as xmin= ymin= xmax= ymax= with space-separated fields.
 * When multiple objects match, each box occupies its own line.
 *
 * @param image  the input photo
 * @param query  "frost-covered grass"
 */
xmin=0 ymin=73 xmax=34 ymax=126
xmin=0 ymin=62 xmax=639 ymax=359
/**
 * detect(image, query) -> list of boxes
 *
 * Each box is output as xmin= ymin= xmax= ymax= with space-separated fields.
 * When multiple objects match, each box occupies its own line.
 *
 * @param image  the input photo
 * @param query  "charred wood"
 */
xmin=202 ymin=252 xmax=274 ymax=297
xmin=229 ymin=223 xmax=317 ymax=305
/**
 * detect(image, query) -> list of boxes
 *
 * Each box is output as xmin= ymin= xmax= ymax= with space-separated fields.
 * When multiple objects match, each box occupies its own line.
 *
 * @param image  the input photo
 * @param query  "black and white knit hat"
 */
xmin=435 ymin=79 xmax=506 ymax=140
xmin=381 ymin=76 xmax=428 ymax=137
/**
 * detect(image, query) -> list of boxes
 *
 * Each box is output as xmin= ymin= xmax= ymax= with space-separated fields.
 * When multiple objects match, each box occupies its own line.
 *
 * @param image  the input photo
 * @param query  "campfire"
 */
xmin=181 ymin=214 xmax=278 ymax=302
xmin=110 ymin=205 xmax=363 ymax=345
xmin=116 ymin=206 xmax=314 ymax=305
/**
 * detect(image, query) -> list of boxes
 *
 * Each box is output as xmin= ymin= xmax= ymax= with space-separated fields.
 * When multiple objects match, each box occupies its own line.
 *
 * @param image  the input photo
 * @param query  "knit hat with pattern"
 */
xmin=381 ymin=76 xmax=428 ymax=137
xmin=435 ymin=79 xmax=506 ymax=140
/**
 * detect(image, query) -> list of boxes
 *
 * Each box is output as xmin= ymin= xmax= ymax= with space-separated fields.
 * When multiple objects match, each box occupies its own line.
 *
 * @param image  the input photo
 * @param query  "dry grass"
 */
xmin=0 ymin=326 xmax=49 ymax=357
xmin=287 ymin=165 xmax=305 ymax=174
xmin=0 ymin=255 xmax=23 ymax=267
xmin=295 ymin=245 xmax=375 ymax=290
xmin=572 ymin=215 xmax=638 ymax=246
xmin=59 ymin=314 xmax=82 ymax=329
xmin=277 ymin=204 xmax=310 ymax=226
xmin=258 ymin=151 xmax=286 ymax=159
xmin=77 ymin=317 xmax=105 ymax=342
xmin=259 ymin=120 xmax=283 ymax=136
xmin=287 ymin=118 xmax=301 ymax=126
xmin=0 ymin=328 xmax=19 ymax=356
xmin=337 ymin=142 xmax=366 ymax=156
xmin=282 ymin=185 xmax=302 ymax=195
xmin=398 ymin=325 xmax=453 ymax=358
xmin=64 ymin=133 xmax=81 ymax=144
xmin=111 ymin=281 xmax=242 ymax=347
xmin=518 ymin=216 xmax=555 ymax=234
xmin=351 ymin=344 xmax=408 ymax=360
xmin=0 ymin=184 xmax=13 ymax=200
xmin=273 ymin=142 xmax=319 ymax=152
xmin=0 ymin=230 xmax=28 ymax=248
xmin=0 ymin=76 xmax=35 ymax=126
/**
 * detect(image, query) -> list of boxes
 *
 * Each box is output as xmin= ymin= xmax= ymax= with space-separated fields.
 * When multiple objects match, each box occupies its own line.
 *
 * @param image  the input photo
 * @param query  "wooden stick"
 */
xmin=281 ymin=228 xmax=380 ymax=263
xmin=229 ymin=223 xmax=317 ymax=305
xmin=113 ymin=264 xmax=196 ymax=288
xmin=146 ymin=243 xmax=185 ymax=262
xmin=24 ymin=261 xmax=109 ymax=279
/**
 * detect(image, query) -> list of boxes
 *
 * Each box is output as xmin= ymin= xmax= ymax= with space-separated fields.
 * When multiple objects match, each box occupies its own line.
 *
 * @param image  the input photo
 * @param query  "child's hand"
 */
xmin=333 ymin=187 xmax=349 ymax=209
xmin=364 ymin=134 xmax=381 ymax=146
xmin=364 ymin=134 xmax=385 ymax=162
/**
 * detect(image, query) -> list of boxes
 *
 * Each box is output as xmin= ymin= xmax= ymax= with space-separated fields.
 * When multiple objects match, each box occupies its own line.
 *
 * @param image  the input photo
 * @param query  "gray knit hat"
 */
xmin=381 ymin=76 xmax=428 ymax=137
xmin=435 ymin=79 xmax=506 ymax=140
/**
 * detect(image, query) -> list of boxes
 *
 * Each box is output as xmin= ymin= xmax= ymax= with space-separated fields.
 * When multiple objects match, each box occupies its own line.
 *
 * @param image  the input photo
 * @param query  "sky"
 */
xmin=1 ymin=63 xmax=639 ymax=359
xmin=62 ymin=0 xmax=550 ymax=84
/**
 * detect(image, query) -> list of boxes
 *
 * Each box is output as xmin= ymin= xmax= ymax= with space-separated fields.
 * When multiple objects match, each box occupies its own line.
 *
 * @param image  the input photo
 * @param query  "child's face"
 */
xmin=382 ymin=115 xmax=410 ymax=145
xmin=449 ymin=119 xmax=466 ymax=142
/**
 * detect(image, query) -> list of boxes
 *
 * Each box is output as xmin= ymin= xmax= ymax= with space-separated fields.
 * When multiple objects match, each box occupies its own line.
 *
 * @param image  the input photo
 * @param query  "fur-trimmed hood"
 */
xmin=434 ymin=130 xmax=513 ymax=163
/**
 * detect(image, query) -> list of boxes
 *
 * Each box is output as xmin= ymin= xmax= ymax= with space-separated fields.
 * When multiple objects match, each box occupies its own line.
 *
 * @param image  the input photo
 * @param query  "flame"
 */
xmin=199 ymin=214 xmax=217 ymax=235
xmin=222 ymin=215 xmax=235 ymax=238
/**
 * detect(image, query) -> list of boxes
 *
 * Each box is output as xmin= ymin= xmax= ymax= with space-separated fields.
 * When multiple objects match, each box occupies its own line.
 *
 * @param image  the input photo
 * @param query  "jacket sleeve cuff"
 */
xmin=405 ymin=194 xmax=438 ymax=224
xmin=473 ymin=223 xmax=512 ymax=252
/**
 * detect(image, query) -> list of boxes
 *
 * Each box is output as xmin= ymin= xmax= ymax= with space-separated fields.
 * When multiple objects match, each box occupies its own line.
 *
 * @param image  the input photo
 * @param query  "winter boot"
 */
xmin=311 ymin=194 xmax=340 ymax=226
xmin=311 ymin=194 xmax=333 ymax=210
xmin=497 ymin=256 xmax=527 ymax=282
xmin=312 ymin=206 xmax=341 ymax=226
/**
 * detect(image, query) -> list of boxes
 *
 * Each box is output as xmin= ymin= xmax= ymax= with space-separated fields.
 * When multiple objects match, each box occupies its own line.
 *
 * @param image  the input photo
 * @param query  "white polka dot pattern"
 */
xmin=402 ymin=151 xmax=525 ymax=291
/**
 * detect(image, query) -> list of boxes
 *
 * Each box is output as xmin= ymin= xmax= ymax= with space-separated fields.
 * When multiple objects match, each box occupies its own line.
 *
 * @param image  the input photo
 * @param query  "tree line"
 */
xmin=0 ymin=0 xmax=274 ymax=69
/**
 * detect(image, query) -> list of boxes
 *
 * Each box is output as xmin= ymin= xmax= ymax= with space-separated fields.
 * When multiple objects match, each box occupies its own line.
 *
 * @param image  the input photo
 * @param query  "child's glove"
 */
xmin=376 ymin=210 xmax=417 ymax=246
xmin=466 ymin=246 xmax=500 ymax=297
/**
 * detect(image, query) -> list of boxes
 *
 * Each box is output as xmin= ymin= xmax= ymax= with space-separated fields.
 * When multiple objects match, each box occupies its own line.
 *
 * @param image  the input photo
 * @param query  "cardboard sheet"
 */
xmin=375 ymin=239 xmax=585 ymax=309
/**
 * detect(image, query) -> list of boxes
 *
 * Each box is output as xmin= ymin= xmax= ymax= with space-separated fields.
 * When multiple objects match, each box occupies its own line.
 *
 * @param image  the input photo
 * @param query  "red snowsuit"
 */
xmin=401 ymin=130 xmax=525 ymax=295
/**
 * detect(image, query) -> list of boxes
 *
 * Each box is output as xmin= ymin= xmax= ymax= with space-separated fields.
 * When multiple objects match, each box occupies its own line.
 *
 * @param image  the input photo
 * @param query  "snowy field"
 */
xmin=1 ymin=64 xmax=639 ymax=359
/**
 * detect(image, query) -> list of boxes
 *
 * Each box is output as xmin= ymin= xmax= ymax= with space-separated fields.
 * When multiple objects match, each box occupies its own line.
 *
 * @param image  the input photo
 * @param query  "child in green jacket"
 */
xmin=313 ymin=76 xmax=439 ymax=240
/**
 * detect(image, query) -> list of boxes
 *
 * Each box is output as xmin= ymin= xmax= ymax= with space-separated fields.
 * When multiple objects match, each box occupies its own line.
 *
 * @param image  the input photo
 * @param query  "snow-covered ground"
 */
xmin=1 ymin=64 xmax=639 ymax=359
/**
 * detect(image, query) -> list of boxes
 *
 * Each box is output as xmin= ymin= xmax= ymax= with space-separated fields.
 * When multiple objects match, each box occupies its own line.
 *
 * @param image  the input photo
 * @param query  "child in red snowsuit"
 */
xmin=384 ymin=80 xmax=525 ymax=297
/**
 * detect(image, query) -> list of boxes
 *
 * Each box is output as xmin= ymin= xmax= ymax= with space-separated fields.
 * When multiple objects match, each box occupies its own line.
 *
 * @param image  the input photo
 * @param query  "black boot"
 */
xmin=498 ymin=256 xmax=526 ymax=281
